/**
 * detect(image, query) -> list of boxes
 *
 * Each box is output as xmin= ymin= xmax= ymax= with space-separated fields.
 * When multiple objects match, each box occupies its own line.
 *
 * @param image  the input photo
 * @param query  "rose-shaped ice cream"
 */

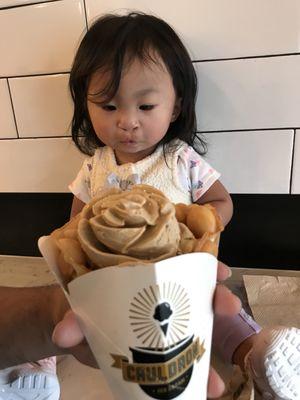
xmin=50 ymin=185 xmax=223 ymax=284
xmin=77 ymin=185 xmax=181 ymax=268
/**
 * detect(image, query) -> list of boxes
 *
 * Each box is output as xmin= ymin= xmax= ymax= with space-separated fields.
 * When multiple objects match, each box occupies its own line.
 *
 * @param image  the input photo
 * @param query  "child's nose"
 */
xmin=117 ymin=111 xmax=139 ymax=131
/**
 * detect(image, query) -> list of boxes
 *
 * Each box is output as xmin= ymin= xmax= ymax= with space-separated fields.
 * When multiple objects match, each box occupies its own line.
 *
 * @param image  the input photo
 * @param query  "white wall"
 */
xmin=1 ymin=0 xmax=299 ymax=193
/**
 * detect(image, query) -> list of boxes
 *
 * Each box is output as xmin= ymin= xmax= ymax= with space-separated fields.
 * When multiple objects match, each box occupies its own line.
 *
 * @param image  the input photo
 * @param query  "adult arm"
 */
xmin=0 ymin=284 xmax=97 ymax=369
xmin=0 ymin=285 xmax=69 ymax=369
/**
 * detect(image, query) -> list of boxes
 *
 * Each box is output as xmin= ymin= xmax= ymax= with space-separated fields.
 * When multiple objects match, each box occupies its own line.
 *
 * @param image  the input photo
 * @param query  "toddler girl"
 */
xmin=65 ymin=13 xmax=300 ymax=400
xmin=70 ymin=12 xmax=299 ymax=399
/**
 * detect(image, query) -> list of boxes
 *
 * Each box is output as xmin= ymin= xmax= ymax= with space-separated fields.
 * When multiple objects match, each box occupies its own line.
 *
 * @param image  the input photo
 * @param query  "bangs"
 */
xmin=87 ymin=39 xmax=167 ymax=104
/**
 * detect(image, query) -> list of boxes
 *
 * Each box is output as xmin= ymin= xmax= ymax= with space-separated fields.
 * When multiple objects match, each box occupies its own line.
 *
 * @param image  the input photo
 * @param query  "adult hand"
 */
xmin=52 ymin=261 xmax=241 ymax=398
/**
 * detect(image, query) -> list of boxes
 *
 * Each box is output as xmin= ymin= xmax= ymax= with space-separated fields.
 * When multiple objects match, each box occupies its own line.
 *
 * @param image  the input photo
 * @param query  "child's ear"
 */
xmin=171 ymin=97 xmax=182 ymax=122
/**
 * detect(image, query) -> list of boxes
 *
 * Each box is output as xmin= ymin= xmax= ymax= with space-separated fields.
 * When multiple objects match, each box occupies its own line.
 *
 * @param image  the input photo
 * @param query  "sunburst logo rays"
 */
xmin=129 ymin=282 xmax=190 ymax=349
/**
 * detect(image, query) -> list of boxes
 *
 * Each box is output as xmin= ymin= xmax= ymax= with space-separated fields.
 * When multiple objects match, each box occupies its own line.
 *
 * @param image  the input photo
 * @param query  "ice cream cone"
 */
xmin=39 ymin=185 xmax=222 ymax=399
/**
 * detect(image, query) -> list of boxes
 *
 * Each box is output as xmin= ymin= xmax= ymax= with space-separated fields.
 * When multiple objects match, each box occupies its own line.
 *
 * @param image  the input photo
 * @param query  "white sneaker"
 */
xmin=246 ymin=327 xmax=300 ymax=400
xmin=0 ymin=358 xmax=60 ymax=400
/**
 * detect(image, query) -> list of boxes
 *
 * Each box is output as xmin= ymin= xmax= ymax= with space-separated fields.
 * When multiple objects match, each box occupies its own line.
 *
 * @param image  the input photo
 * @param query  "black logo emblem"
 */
xmin=111 ymin=283 xmax=205 ymax=399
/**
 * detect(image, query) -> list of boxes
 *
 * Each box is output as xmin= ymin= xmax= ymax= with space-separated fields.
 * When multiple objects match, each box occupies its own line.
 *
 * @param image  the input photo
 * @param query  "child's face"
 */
xmin=87 ymin=57 xmax=180 ymax=164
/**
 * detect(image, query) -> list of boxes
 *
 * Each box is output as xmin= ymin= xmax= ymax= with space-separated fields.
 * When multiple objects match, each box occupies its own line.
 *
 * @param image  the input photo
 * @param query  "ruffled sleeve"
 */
xmin=68 ymin=156 xmax=93 ymax=204
xmin=177 ymin=145 xmax=221 ymax=202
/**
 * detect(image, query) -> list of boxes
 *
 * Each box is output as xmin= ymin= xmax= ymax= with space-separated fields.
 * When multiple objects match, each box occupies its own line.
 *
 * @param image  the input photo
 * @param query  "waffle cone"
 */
xmin=175 ymin=203 xmax=223 ymax=258
xmin=50 ymin=186 xmax=223 ymax=284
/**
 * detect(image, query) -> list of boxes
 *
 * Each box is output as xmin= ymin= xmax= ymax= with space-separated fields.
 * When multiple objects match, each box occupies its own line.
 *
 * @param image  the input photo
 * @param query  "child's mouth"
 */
xmin=120 ymin=140 xmax=136 ymax=144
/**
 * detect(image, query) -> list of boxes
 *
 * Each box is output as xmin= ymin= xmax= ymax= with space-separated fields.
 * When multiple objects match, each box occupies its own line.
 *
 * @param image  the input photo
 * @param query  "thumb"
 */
xmin=52 ymin=310 xmax=84 ymax=348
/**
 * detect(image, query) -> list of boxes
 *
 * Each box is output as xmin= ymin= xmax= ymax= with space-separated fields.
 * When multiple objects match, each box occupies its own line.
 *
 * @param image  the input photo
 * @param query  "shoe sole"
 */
xmin=0 ymin=372 xmax=60 ymax=400
xmin=258 ymin=327 xmax=300 ymax=400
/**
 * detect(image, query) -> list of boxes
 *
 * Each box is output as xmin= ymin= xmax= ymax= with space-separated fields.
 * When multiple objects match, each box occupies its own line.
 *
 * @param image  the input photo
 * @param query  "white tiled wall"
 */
xmin=1 ymin=0 xmax=299 ymax=194
xmin=205 ymin=130 xmax=294 ymax=194
xmin=0 ymin=138 xmax=84 ymax=192
xmin=196 ymin=57 xmax=300 ymax=131
xmin=87 ymin=0 xmax=300 ymax=59
xmin=0 ymin=1 xmax=52 ymax=7
xmin=0 ymin=0 xmax=86 ymax=76
xmin=9 ymin=74 xmax=73 ymax=137
xmin=0 ymin=79 xmax=17 ymax=138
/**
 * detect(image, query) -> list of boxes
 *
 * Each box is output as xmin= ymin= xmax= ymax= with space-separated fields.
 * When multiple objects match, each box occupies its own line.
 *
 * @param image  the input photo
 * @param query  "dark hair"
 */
xmin=69 ymin=12 xmax=206 ymax=156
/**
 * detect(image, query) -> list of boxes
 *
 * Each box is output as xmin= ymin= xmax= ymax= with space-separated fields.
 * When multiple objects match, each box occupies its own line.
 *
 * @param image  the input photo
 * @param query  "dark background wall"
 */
xmin=1 ymin=193 xmax=299 ymax=270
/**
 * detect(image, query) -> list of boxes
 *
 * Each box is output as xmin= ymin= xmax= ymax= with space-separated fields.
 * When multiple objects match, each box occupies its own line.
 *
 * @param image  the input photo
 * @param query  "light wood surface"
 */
xmin=1 ymin=255 xmax=298 ymax=399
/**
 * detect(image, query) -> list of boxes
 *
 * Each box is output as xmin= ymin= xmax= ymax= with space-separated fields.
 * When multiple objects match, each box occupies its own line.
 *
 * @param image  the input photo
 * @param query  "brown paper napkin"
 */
xmin=243 ymin=275 xmax=300 ymax=327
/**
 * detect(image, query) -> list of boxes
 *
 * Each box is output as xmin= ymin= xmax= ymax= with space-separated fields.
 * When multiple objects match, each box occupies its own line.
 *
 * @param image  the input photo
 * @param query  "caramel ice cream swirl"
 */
xmin=77 ymin=185 xmax=181 ymax=268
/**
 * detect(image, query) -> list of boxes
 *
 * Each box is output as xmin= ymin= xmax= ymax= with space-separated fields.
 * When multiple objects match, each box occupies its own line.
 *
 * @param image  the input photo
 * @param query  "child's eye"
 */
xmin=139 ymin=104 xmax=155 ymax=111
xmin=102 ymin=105 xmax=116 ymax=111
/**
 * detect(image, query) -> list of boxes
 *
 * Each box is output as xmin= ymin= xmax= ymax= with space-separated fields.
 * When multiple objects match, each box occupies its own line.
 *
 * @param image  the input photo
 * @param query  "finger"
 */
xmin=52 ymin=310 xmax=84 ymax=348
xmin=52 ymin=311 xmax=99 ymax=368
xmin=217 ymin=260 xmax=232 ymax=282
xmin=214 ymin=284 xmax=241 ymax=316
xmin=207 ymin=366 xmax=225 ymax=398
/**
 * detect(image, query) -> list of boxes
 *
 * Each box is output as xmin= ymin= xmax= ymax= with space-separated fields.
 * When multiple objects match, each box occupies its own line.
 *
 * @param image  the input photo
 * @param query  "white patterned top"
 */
xmin=69 ymin=139 xmax=220 ymax=205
